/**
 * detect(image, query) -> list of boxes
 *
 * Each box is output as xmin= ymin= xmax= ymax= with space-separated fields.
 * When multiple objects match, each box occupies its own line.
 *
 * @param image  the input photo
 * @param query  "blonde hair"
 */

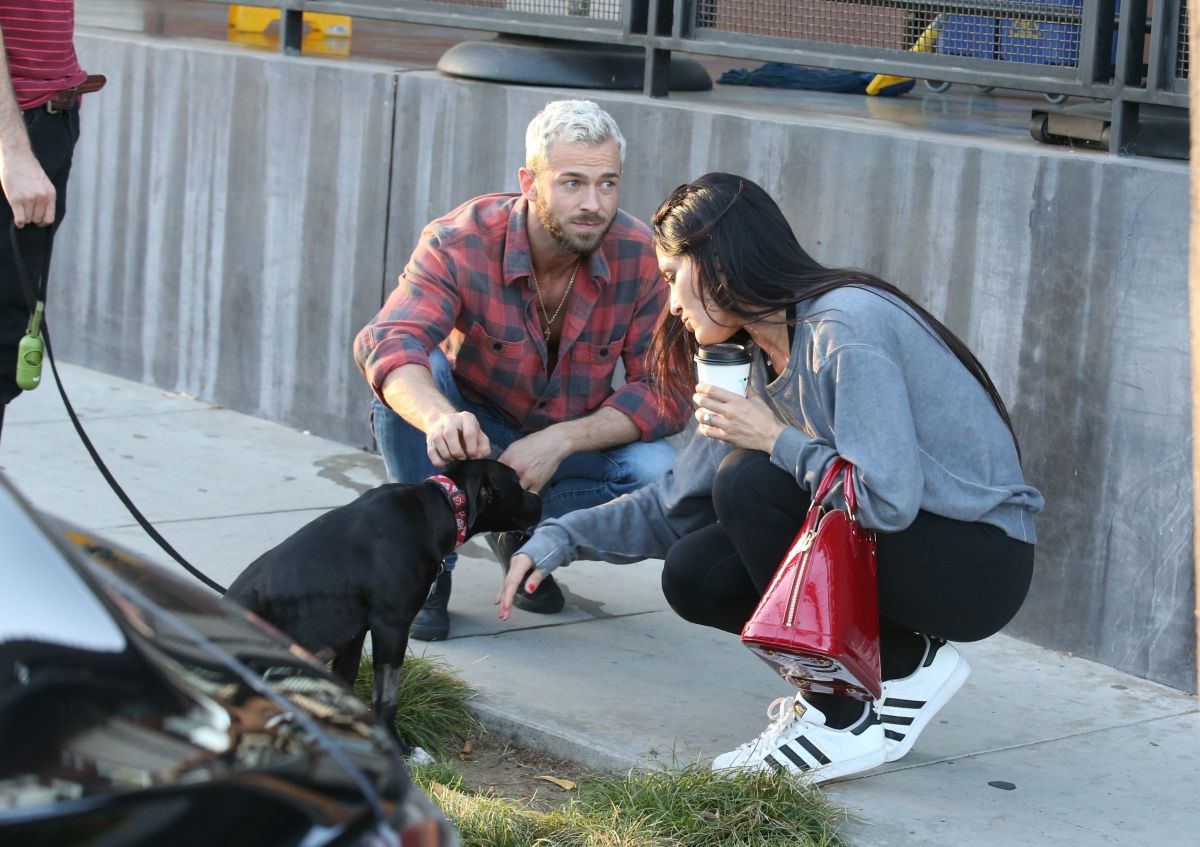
xmin=524 ymin=99 xmax=626 ymax=173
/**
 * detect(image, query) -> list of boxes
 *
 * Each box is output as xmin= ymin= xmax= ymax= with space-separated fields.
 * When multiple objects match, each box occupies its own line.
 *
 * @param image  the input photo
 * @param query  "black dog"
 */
xmin=226 ymin=459 xmax=541 ymax=746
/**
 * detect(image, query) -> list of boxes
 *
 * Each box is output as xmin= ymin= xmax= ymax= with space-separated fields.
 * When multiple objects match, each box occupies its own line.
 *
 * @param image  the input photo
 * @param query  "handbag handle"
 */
xmin=812 ymin=457 xmax=857 ymax=516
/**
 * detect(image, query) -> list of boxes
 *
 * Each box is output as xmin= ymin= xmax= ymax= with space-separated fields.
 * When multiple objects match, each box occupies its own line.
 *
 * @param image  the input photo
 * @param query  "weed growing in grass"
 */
xmin=353 ymin=654 xmax=482 ymax=758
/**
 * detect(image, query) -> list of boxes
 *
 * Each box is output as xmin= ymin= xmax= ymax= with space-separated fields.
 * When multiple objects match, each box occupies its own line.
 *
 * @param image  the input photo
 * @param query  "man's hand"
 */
xmin=0 ymin=21 xmax=55 ymax=228
xmin=497 ymin=428 xmax=571 ymax=493
xmin=495 ymin=553 xmax=543 ymax=620
xmin=426 ymin=410 xmax=491 ymax=467
xmin=0 ymin=149 xmax=55 ymax=228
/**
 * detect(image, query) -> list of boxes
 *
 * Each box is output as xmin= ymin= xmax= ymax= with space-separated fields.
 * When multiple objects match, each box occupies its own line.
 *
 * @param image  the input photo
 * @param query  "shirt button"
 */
xmin=492 ymin=342 xmax=502 ymax=352
xmin=537 ymin=401 xmax=547 ymax=408
xmin=599 ymin=348 xmax=609 ymax=357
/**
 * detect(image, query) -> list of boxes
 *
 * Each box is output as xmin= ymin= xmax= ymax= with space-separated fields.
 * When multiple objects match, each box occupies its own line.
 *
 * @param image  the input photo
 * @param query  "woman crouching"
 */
xmin=498 ymin=172 xmax=1044 ymax=782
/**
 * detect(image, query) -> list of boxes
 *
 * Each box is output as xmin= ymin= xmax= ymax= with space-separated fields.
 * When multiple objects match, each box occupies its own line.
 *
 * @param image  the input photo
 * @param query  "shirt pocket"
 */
xmin=562 ymin=338 xmax=625 ymax=416
xmin=453 ymin=322 xmax=536 ymax=400
xmin=463 ymin=321 xmax=527 ymax=359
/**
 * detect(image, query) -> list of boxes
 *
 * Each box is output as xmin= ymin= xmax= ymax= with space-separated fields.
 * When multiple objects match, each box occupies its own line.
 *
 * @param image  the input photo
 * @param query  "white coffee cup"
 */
xmin=695 ymin=343 xmax=752 ymax=397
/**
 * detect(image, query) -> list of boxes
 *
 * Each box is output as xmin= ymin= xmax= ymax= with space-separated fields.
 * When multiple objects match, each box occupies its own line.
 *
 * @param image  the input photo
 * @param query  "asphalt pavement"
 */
xmin=2 ymin=363 xmax=1197 ymax=846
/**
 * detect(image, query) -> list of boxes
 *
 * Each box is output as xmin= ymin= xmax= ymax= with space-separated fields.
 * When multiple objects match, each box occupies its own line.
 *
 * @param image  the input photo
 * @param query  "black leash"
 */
xmin=10 ymin=223 xmax=228 ymax=594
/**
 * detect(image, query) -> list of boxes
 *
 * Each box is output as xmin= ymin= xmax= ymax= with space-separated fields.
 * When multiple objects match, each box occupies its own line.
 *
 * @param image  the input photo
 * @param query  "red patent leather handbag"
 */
xmin=740 ymin=458 xmax=883 ymax=702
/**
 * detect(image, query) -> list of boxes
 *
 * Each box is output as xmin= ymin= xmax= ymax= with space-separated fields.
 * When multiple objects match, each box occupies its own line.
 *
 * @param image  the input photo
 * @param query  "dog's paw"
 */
xmin=407 ymin=746 xmax=436 ymax=767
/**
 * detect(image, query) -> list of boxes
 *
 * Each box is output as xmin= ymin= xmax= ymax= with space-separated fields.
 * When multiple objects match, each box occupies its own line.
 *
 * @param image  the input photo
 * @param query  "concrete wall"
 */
xmin=58 ymin=33 xmax=390 ymax=444
xmin=56 ymin=32 xmax=1195 ymax=692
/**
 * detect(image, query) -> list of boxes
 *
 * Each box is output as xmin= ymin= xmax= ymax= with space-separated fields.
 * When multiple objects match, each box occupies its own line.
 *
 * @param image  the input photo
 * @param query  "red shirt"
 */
xmin=355 ymin=193 xmax=683 ymax=441
xmin=0 ymin=1 xmax=86 ymax=110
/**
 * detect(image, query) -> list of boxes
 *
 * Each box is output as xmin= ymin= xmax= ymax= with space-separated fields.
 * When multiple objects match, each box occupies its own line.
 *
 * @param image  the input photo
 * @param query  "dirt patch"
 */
xmin=448 ymin=732 xmax=595 ymax=810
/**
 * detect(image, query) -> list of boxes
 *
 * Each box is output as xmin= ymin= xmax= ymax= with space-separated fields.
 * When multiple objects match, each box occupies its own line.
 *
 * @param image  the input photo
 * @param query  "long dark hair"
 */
xmin=647 ymin=172 xmax=1020 ymax=456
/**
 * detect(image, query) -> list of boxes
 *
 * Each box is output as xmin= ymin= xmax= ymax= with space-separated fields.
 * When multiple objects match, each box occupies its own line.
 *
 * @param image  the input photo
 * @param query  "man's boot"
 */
xmin=488 ymin=531 xmax=565 ymax=614
xmin=410 ymin=570 xmax=452 ymax=641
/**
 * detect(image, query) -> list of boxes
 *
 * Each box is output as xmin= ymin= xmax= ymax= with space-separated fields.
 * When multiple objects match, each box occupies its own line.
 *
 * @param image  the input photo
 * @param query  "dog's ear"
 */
xmin=460 ymin=464 xmax=492 ymax=531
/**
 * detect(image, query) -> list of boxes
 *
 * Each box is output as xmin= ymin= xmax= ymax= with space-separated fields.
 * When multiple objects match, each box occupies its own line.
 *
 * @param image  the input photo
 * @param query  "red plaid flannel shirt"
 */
xmin=355 ymin=193 xmax=684 ymax=441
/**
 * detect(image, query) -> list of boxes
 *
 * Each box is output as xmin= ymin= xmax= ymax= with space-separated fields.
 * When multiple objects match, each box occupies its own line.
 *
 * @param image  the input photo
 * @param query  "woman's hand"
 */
xmin=694 ymin=384 xmax=785 ymax=454
xmin=495 ymin=553 xmax=543 ymax=620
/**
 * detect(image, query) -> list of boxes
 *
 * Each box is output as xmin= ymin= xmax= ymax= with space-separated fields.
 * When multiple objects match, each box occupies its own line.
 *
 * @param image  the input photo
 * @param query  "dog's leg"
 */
xmin=372 ymin=660 xmax=408 ymax=754
xmin=370 ymin=628 xmax=411 ymax=753
xmin=331 ymin=630 xmax=367 ymax=686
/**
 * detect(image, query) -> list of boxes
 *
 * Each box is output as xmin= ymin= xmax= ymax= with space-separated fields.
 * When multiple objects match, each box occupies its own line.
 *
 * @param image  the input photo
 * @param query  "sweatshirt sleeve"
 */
xmin=772 ymin=344 xmax=923 ymax=533
xmin=518 ymin=426 xmax=730 ymax=574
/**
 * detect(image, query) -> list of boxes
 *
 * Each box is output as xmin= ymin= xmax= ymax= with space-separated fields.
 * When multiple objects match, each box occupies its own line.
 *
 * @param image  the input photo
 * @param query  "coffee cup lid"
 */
xmin=695 ymin=343 xmax=751 ymax=364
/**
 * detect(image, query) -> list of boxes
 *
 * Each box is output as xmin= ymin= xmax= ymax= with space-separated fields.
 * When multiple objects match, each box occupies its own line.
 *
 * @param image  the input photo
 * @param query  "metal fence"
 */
xmin=695 ymin=1 xmax=1088 ymax=67
xmin=209 ymin=0 xmax=1184 ymax=154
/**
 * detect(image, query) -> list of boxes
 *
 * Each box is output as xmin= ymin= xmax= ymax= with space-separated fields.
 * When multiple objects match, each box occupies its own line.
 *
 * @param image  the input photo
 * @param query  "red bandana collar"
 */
xmin=430 ymin=475 xmax=468 ymax=549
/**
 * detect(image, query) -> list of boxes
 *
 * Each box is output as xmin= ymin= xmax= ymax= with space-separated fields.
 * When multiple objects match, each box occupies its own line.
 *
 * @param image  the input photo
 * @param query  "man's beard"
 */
xmin=535 ymin=194 xmax=614 ymax=256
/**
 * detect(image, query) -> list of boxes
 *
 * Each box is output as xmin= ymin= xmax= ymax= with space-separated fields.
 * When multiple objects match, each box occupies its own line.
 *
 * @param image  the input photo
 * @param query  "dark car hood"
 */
xmin=0 ymin=477 xmax=449 ymax=846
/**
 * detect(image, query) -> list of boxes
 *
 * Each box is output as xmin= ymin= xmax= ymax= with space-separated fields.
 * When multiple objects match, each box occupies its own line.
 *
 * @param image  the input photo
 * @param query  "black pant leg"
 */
xmin=874 ymin=512 xmax=1035 ymax=644
xmin=661 ymin=522 xmax=760 ymax=635
xmin=1 ymin=108 xmax=79 ymax=417
xmin=710 ymin=449 xmax=812 ymax=592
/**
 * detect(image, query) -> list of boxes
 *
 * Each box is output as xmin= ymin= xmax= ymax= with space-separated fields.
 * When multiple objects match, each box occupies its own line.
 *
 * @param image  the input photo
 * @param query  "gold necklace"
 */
xmin=531 ymin=258 xmax=581 ymax=342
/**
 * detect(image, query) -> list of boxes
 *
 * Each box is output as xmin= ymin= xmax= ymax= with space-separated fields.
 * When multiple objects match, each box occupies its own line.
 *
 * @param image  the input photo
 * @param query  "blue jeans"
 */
xmin=370 ymin=349 xmax=677 ymax=570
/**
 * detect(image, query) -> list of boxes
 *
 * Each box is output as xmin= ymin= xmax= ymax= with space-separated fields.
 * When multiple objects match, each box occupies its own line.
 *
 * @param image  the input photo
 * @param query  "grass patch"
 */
xmin=353 ymin=654 xmax=482 ymax=758
xmin=360 ymin=655 xmax=847 ymax=846
xmin=577 ymin=765 xmax=846 ymax=847
xmin=410 ymin=763 xmax=846 ymax=847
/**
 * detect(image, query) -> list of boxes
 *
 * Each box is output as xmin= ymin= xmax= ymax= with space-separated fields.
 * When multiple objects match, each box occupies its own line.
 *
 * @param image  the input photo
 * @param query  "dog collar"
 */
xmin=430 ymin=475 xmax=468 ymax=549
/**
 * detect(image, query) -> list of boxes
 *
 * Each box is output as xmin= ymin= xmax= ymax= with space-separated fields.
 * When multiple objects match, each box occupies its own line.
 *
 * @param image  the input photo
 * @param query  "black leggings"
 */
xmin=662 ymin=450 xmax=1034 ymax=715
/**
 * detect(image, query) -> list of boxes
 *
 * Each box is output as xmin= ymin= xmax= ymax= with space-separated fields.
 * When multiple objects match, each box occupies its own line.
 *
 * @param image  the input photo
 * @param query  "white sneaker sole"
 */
xmin=714 ymin=724 xmax=888 ymax=783
xmin=880 ymin=649 xmax=971 ymax=762
xmin=784 ymin=740 xmax=888 ymax=784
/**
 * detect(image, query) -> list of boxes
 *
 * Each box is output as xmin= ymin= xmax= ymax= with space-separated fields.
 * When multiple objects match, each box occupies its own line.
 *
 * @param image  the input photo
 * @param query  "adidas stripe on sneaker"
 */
xmin=878 ymin=636 xmax=971 ymax=762
xmin=712 ymin=694 xmax=887 ymax=784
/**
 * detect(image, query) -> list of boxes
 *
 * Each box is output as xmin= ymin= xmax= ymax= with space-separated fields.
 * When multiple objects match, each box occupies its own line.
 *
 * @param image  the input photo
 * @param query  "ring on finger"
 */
xmin=703 ymin=411 xmax=713 ymax=426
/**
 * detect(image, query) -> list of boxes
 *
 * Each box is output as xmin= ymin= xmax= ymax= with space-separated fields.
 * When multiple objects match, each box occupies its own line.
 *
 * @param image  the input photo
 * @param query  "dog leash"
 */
xmin=8 ymin=223 xmax=228 ymax=594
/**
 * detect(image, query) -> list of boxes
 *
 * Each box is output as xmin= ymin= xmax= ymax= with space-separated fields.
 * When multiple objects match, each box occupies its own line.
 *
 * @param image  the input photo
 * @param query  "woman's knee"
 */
xmin=661 ymin=534 xmax=759 ymax=635
xmin=660 ymin=552 xmax=705 ymax=625
xmin=712 ymin=449 xmax=794 ymax=525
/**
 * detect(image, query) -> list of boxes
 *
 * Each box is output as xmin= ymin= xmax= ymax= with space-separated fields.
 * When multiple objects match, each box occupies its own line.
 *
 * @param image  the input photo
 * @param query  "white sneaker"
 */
xmin=712 ymin=694 xmax=887 ymax=783
xmin=879 ymin=636 xmax=971 ymax=762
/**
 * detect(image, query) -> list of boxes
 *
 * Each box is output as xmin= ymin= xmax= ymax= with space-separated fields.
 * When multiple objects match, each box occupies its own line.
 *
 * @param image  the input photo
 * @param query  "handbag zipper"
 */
xmin=782 ymin=526 xmax=817 ymax=626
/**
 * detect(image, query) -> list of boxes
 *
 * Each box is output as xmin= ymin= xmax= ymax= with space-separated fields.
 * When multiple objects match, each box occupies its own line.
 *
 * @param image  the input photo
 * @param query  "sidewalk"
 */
xmin=3 ymin=363 xmax=1197 ymax=846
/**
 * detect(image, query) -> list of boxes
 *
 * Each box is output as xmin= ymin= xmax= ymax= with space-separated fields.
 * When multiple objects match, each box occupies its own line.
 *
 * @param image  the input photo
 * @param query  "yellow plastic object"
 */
xmin=227 ymin=29 xmax=351 ymax=58
xmin=866 ymin=15 xmax=943 ymax=96
xmin=227 ymin=6 xmax=352 ymax=38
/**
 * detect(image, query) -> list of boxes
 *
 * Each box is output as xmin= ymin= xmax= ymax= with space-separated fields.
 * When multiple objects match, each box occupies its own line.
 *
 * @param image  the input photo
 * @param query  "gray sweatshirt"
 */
xmin=521 ymin=285 xmax=1044 ymax=576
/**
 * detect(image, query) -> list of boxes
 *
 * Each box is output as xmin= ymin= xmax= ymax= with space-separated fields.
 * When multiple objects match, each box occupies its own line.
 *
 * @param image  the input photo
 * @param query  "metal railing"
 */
xmin=206 ymin=1 xmax=1184 ymax=154
xmin=236 ymin=0 xmax=639 ymax=45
